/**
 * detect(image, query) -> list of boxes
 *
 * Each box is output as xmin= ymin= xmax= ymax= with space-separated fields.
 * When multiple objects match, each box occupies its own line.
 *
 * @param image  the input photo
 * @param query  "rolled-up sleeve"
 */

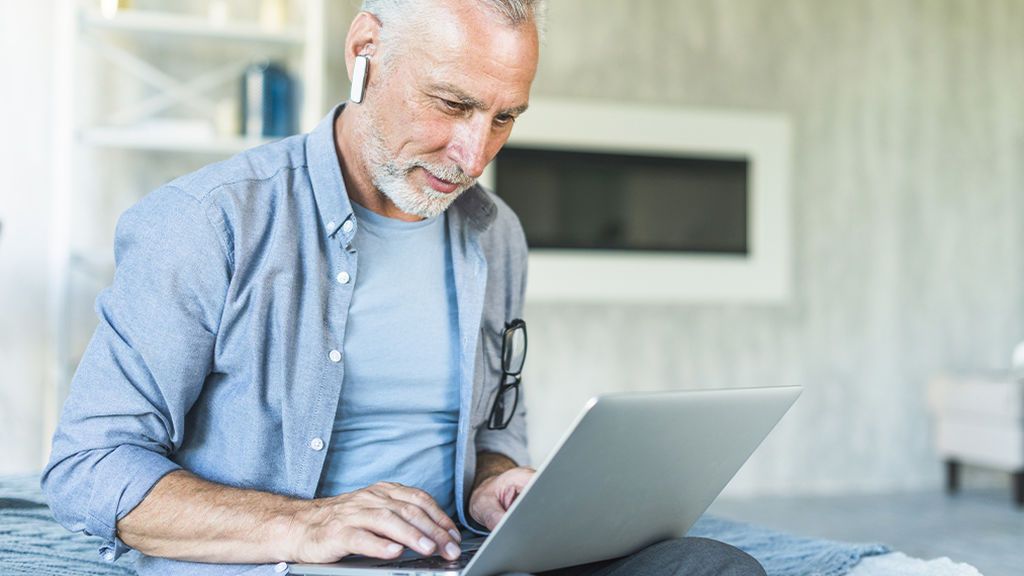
xmin=41 ymin=185 xmax=231 ymax=561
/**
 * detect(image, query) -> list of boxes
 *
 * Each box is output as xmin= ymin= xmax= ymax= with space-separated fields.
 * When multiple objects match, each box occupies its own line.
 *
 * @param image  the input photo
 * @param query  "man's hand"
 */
xmin=469 ymin=466 xmax=535 ymax=531
xmin=117 ymin=472 xmax=461 ymax=565
xmin=287 ymin=481 xmax=463 ymax=563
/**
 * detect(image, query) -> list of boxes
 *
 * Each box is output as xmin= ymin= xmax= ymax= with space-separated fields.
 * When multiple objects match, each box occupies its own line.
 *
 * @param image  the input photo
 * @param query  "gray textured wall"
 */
xmin=503 ymin=0 xmax=1024 ymax=496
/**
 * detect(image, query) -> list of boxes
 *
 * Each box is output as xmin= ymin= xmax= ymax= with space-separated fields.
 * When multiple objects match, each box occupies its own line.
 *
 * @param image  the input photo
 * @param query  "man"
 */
xmin=43 ymin=1 xmax=765 ymax=575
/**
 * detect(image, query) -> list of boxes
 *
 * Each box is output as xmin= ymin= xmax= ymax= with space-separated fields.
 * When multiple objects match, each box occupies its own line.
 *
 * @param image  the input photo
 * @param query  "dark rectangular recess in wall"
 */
xmin=494 ymin=146 xmax=749 ymax=254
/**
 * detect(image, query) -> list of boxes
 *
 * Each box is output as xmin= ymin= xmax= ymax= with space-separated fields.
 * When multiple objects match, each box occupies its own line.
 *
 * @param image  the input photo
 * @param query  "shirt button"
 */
xmin=341 ymin=220 xmax=354 ymax=234
xmin=326 ymin=220 xmax=336 ymax=231
xmin=103 ymin=551 xmax=115 ymax=562
xmin=310 ymin=437 xmax=324 ymax=451
xmin=335 ymin=271 xmax=351 ymax=284
xmin=275 ymin=561 xmax=289 ymax=573
xmin=328 ymin=349 xmax=342 ymax=363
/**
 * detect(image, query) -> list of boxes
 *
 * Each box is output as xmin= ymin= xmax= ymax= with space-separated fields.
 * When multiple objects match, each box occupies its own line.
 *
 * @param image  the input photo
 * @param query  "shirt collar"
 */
xmin=305 ymin=103 xmax=499 ymax=238
xmin=306 ymin=103 xmax=354 ymax=239
xmin=451 ymin=184 xmax=498 ymax=233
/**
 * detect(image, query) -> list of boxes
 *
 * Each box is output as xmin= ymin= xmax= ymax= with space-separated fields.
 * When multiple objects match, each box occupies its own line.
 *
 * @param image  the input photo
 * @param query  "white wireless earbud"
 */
xmin=350 ymin=54 xmax=370 ymax=104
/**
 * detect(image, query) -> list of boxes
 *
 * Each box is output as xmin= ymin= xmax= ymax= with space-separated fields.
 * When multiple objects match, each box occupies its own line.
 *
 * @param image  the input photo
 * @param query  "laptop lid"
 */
xmin=461 ymin=386 xmax=801 ymax=576
xmin=291 ymin=386 xmax=800 ymax=576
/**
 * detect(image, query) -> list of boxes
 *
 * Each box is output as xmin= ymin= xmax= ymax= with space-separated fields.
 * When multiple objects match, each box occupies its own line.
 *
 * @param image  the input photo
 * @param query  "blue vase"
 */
xmin=241 ymin=61 xmax=296 ymax=138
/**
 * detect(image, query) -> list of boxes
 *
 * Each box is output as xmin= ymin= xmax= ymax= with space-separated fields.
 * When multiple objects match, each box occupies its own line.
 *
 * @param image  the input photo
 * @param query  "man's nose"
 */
xmin=449 ymin=119 xmax=493 ymax=179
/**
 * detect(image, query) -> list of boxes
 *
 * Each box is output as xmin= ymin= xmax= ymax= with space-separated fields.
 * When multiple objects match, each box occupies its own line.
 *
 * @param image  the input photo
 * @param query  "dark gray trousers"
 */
xmin=533 ymin=538 xmax=766 ymax=576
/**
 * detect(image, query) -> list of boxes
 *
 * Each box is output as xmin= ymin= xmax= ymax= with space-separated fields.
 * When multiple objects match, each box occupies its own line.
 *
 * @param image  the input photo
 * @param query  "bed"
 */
xmin=0 ymin=475 xmax=982 ymax=576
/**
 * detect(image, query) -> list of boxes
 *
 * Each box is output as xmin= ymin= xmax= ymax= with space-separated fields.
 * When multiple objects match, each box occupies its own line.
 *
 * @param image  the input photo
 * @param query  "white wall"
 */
xmin=0 ymin=1 xmax=55 ymax=474
xmin=521 ymin=0 xmax=1024 ymax=496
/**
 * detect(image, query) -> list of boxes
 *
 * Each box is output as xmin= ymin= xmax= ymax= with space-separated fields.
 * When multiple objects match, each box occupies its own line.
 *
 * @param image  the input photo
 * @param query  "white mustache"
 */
xmin=415 ymin=162 xmax=474 ymax=187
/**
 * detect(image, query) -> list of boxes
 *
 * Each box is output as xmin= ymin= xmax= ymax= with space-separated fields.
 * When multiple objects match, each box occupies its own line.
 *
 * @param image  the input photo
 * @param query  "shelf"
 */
xmin=81 ymin=10 xmax=304 ymax=45
xmin=81 ymin=126 xmax=276 ymax=154
xmin=52 ymin=0 xmax=327 ymax=407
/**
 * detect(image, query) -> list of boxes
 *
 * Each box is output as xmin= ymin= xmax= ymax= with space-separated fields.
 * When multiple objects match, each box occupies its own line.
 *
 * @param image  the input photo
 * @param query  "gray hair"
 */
xmin=360 ymin=0 xmax=547 ymax=48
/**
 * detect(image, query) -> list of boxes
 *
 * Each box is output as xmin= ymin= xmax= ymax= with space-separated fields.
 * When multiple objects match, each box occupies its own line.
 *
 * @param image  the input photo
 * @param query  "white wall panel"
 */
xmin=0 ymin=1 xmax=55 ymax=474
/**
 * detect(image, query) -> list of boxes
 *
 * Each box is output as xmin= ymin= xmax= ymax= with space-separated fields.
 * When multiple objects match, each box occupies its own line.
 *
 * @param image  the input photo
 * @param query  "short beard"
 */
xmin=357 ymin=106 xmax=475 ymax=219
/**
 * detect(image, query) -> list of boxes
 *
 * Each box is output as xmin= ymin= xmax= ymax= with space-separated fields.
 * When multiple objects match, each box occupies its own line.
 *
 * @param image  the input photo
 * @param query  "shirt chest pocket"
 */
xmin=471 ymin=328 xmax=504 ymax=429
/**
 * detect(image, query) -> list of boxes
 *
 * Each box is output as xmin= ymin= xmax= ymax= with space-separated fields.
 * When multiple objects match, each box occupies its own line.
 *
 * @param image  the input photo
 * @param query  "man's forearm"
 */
xmin=118 ymin=470 xmax=464 ymax=564
xmin=117 ymin=469 xmax=301 ymax=563
xmin=473 ymin=451 xmax=518 ymax=493
xmin=119 ymin=454 xmax=520 ymax=561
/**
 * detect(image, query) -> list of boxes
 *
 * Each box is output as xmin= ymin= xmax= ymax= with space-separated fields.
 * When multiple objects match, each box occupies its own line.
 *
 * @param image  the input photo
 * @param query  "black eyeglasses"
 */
xmin=488 ymin=319 xmax=527 ymax=430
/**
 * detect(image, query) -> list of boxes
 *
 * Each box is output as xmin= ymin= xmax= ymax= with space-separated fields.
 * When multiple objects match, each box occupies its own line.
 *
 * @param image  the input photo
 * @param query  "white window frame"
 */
xmin=480 ymin=98 xmax=792 ymax=304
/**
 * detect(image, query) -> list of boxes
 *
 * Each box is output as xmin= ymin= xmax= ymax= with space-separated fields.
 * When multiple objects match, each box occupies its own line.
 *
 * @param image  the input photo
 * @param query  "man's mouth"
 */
xmin=423 ymin=168 xmax=462 ymax=194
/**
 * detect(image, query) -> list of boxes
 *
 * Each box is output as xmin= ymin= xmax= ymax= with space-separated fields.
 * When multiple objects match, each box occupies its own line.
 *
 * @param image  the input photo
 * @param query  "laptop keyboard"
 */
xmin=376 ymin=549 xmax=477 ymax=570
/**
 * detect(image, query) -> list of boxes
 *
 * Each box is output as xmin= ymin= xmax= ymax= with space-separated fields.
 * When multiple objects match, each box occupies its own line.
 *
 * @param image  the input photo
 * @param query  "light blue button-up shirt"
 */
xmin=42 ymin=105 xmax=530 ymax=576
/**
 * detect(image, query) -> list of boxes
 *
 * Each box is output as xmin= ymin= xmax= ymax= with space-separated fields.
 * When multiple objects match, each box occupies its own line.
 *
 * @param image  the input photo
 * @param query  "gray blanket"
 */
xmin=0 ymin=475 xmax=888 ymax=576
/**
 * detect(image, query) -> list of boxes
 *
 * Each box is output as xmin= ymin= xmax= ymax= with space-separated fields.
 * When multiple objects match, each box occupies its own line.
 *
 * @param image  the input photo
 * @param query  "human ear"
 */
xmin=344 ymin=12 xmax=380 ymax=104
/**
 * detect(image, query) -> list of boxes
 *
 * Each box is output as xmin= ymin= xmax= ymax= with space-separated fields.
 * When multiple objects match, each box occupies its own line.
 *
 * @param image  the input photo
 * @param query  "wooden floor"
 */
xmin=708 ymin=488 xmax=1024 ymax=576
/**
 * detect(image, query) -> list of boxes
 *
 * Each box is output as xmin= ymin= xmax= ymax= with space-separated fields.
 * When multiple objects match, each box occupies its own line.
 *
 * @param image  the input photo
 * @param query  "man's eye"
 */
xmin=442 ymin=99 xmax=466 ymax=113
xmin=494 ymin=114 xmax=515 ymax=126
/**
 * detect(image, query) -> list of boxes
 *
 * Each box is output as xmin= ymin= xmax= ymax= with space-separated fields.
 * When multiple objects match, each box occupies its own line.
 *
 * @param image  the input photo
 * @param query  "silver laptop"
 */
xmin=291 ymin=386 xmax=801 ymax=576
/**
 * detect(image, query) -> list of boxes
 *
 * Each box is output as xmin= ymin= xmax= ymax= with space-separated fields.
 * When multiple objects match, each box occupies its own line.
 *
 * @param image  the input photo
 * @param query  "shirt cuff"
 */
xmin=86 ymin=444 xmax=182 ymax=561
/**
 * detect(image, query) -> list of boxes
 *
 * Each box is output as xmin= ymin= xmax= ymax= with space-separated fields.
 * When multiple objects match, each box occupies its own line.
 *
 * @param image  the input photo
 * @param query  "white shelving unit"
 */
xmin=81 ymin=10 xmax=306 ymax=44
xmin=49 ymin=0 xmax=326 ymax=406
